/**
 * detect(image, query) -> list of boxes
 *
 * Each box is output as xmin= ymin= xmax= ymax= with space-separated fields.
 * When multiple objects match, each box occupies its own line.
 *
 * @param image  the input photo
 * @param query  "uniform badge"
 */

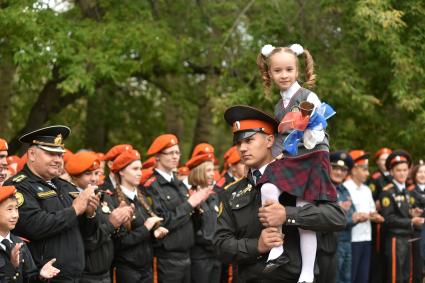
xmin=68 ymin=192 xmax=80 ymax=199
xmin=146 ymin=196 xmax=153 ymax=206
xmin=12 ymin=175 xmax=27 ymax=183
xmin=217 ymin=202 xmax=224 ymax=217
xmin=15 ymin=192 xmax=24 ymax=207
xmin=410 ymin=197 xmax=415 ymax=205
xmin=369 ymin=184 xmax=376 ymax=193
xmin=382 ymin=197 xmax=391 ymax=207
xmin=214 ymin=205 xmax=219 ymax=213
xmin=101 ymin=202 xmax=111 ymax=214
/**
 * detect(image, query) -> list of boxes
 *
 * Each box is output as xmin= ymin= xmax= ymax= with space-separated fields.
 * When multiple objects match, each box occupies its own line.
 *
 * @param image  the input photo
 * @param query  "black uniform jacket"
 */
xmin=5 ymin=165 xmax=97 ymax=278
xmin=145 ymin=171 xmax=194 ymax=258
xmin=213 ymin=177 xmax=346 ymax=282
xmin=0 ymin=234 xmax=38 ymax=283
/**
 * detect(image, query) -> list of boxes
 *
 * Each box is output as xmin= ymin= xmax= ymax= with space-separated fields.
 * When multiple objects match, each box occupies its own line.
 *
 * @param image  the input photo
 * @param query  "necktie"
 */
xmin=46 ymin=180 xmax=57 ymax=189
xmin=2 ymin=239 xmax=11 ymax=256
xmin=253 ymin=169 xmax=262 ymax=185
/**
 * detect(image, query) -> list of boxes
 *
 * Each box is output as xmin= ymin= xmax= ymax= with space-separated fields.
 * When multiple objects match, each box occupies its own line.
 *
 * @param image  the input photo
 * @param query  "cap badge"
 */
xmin=340 ymin=153 xmax=346 ymax=159
xmin=54 ymin=134 xmax=63 ymax=146
xmin=234 ymin=121 xmax=241 ymax=131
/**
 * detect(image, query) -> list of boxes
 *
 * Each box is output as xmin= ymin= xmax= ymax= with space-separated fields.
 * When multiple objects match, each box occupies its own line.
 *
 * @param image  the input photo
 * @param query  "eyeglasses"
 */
xmin=160 ymin=151 xmax=181 ymax=157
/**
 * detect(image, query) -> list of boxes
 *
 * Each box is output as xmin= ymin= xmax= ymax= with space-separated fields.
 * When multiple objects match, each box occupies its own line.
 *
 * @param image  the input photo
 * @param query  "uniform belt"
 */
xmin=82 ymin=271 xmax=110 ymax=279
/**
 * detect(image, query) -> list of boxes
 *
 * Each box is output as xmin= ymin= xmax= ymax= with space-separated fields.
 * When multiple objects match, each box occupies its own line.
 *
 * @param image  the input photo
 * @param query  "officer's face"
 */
xmin=28 ymin=147 xmax=64 ymax=180
xmin=330 ymin=165 xmax=348 ymax=184
xmin=391 ymin=163 xmax=409 ymax=184
xmin=72 ymin=170 xmax=100 ymax=189
xmin=0 ymin=198 xmax=19 ymax=232
xmin=237 ymin=133 xmax=274 ymax=169
xmin=376 ymin=153 xmax=389 ymax=172
xmin=268 ymin=51 xmax=298 ymax=91
xmin=119 ymin=160 xmax=142 ymax=187
xmin=157 ymin=145 xmax=181 ymax=172
xmin=230 ymin=162 xmax=246 ymax=179
xmin=415 ymin=165 xmax=425 ymax=185
xmin=351 ymin=165 xmax=369 ymax=184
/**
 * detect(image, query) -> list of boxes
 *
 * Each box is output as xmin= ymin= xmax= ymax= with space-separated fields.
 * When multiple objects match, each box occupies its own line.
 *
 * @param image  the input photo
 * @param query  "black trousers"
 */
xmin=384 ymin=235 xmax=410 ymax=283
xmin=370 ymin=223 xmax=386 ymax=283
xmin=316 ymin=250 xmax=337 ymax=283
xmin=113 ymin=264 xmax=152 ymax=283
xmin=157 ymin=256 xmax=190 ymax=283
xmin=411 ymin=236 xmax=424 ymax=283
xmin=191 ymin=257 xmax=221 ymax=283
xmin=80 ymin=271 xmax=110 ymax=283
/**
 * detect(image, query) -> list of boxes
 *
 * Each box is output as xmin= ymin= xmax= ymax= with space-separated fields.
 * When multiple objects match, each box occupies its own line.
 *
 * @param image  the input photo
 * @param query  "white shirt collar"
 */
xmin=418 ymin=184 xmax=425 ymax=192
xmin=0 ymin=233 xmax=12 ymax=251
xmin=280 ymin=81 xmax=301 ymax=103
xmin=155 ymin=168 xmax=174 ymax=183
xmin=250 ymin=163 xmax=270 ymax=183
xmin=393 ymin=180 xmax=405 ymax=191
xmin=182 ymin=177 xmax=190 ymax=189
xmin=121 ymin=185 xmax=137 ymax=200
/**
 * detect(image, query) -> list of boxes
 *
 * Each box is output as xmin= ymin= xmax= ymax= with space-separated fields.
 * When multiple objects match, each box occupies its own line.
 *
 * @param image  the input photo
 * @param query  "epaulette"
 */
xmin=18 ymin=236 xmax=30 ymax=243
xmin=383 ymin=183 xmax=394 ymax=192
xmin=372 ymin=171 xmax=381 ymax=180
xmin=407 ymin=185 xmax=415 ymax=192
xmin=215 ymin=177 xmax=226 ymax=188
xmin=58 ymin=177 xmax=77 ymax=188
xmin=144 ymin=176 xmax=157 ymax=188
xmin=224 ymin=178 xmax=243 ymax=191
xmin=12 ymin=174 xmax=27 ymax=183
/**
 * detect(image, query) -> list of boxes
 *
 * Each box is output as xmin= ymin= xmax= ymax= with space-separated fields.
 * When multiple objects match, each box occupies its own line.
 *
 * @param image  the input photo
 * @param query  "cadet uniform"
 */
xmin=144 ymin=134 xmax=194 ymax=283
xmin=5 ymin=126 xmax=97 ymax=282
xmin=214 ymin=105 xmax=346 ymax=283
xmin=379 ymin=151 xmax=416 ymax=283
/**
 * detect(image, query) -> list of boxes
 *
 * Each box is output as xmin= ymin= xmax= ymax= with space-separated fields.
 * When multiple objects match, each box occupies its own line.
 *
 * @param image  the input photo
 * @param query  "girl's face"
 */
xmin=416 ymin=165 xmax=425 ymax=184
xmin=205 ymin=161 xmax=215 ymax=186
xmin=268 ymin=51 xmax=298 ymax=91
xmin=120 ymin=160 xmax=142 ymax=187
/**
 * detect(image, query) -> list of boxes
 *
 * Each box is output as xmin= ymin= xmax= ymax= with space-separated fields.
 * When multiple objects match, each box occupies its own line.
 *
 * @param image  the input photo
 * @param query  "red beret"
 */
xmin=140 ymin=168 xmax=155 ymax=185
xmin=112 ymin=149 xmax=141 ymax=173
xmin=147 ymin=134 xmax=179 ymax=156
xmin=142 ymin=157 xmax=156 ymax=169
xmin=227 ymin=149 xmax=241 ymax=165
xmin=96 ymin=152 xmax=105 ymax=161
xmin=65 ymin=151 xmax=100 ymax=176
xmin=6 ymin=156 xmax=20 ymax=165
xmin=177 ymin=166 xmax=190 ymax=176
xmin=349 ymin=150 xmax=369 ymax=166
xmin=224 ymin=146 xmax=237 ymax=161
xmin=0 ymin=138 xmax=8 ymax=151
xmin=16 ymin=153 xmax=28 ymax=173
xmin=0 ymin=186 xmax=16 ymax=203
xmin=191 ymin=143 xmax=215 ymax=158
xmin=374 ymin=148 xmax=392 ymax=161
xmin=104 ymin=144 xmax=133 ymax=161
xmin=63 ymin=148 xmax=74 ymax=164
xmin=186 ymin=153 xmax=214 ymax=170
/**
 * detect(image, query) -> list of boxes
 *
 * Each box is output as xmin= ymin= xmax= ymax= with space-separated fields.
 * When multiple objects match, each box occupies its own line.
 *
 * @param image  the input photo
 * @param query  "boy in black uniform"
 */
xmin=379 ymin=150 xmax=425 ymax=283
xmin=5 ymin=126 xmax=100 ymax=283
xmin=0 ymin=185 xmax=60 ymax=282
xmin=144 ymin=134 xmax=212 ymax=283
xmin=214 ymin=105 xmax=346 ymax=283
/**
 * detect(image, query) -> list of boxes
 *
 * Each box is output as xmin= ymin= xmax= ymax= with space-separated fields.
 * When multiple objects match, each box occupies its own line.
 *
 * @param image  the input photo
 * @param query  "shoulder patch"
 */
xmin=216 ymin=177 xmax=226 ymax=188
xmin=372 ymin=172 xmax=381 ymax=180
xmin=368 ymin=183 xmax=376 ymax=192
xmin=12 ymin=174 xmax=27 ymax=183
xmin=217 ymin=201 xmax=224 ymax=217
xmin=407 ymin=185 xmax=415 ymax=192
xmin=144 ymin=176 xmax=157 ymax=187
xmin=224 ymin=178 xmax=243 ymax=191
xmin=15 ymin=192 xmax=24 ymax=207
xmin=383 ymin=183 xmax=394 ymax=192
xmin=381 ymin=197 xmax=391 ymax=207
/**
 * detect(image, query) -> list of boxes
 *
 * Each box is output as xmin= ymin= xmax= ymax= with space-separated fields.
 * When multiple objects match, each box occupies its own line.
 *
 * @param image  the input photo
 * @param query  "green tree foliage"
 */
xmin=0 ymin=0 xmax=424 ymax=164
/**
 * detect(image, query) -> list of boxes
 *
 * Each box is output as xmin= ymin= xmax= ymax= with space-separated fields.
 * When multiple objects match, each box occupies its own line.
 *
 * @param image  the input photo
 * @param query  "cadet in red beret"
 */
xmin=368 ymin=147 xmax=393 ymax=201
xmin=0 ymin=138 xmax=8 ymax=185
xmin=0 ymin=185 xmax=61 ymax=281
xmin=101 ymin=144 xmax=133 ymax=192
xmin=108 ymin=149 xmax=168 ymax=283
xmin=144 ymin=134 xmax=213 ymax=283
xmin=66 ymin=151 xmax=100 ymax=191
xmin=185 ymin=153 xmax=219 ymax=283
xmin=379 ymin=150 xmax=424 ymax=283
xmin=139 ymin=157 xmax=157 ymax=187
xmin=58 ymin=148 xmax=73 ymax=183
xmin=176 ymin=166 xmax=190 ymax=189
xmin=191 ymin=143 xmax=215 ymax=158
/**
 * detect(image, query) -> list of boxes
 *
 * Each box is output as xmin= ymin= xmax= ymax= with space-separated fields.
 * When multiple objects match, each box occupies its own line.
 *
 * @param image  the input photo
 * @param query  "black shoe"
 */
xmin=263 ymin=251 xmax=290 ymax=273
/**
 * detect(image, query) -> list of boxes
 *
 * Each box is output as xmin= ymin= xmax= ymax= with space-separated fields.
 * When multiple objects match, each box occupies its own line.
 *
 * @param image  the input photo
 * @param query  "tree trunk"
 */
xmin=0 ymin=53 xmax=16 ymax=138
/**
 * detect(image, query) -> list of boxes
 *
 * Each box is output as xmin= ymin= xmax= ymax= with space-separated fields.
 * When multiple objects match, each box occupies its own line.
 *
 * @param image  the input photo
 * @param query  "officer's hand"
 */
xmin=10 ymin=243 xmax=22 ymax=268
xmin=153 ymin=226 xmax=169 ymax=239
xmin=188 ymin=187 xmax=214 ymax=208
xmin=411 ymin=217 xmax=425 ymax=228
xmin=258 ymin=200 xmax=286 ymax=227
xmin=72 ymin=186 xmax=94 ymax=215
xmin=257 ymin=227 xmax=284 ymax=254
xmin=109 ymin=203 xmax=134 ymax=228
xmin=40 ymin=258 xmax=60 ymax=279
xmin=352 ymin=212 xmax=367 ymax=223
xmin=369 ymin=212 xmax=384 ymax=223
xmin=144 ymin=216 xmax=163 ymax=231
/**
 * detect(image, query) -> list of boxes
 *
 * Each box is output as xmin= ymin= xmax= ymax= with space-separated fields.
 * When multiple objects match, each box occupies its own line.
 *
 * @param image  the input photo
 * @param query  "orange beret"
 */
xmin=191 ymin=143 xmax=215 ymax=158
xmin=0 ymin=186 xmax=16 ymax=203
xmin=16 ymin=153 xmax=27 ymax=173
xmin=65 ymin=151 xmax=100 ymax=176
xmin=6 ymin=156 xmax=20 ymax=165
xmin=112 ymin=149 xmax=141 ymax=173
xmin=63 ymin=149 xmax=73 ymax=164
xmin=0 ymin=138 xmax=8 ymax=151
xmin=177 ymin=166 xmax=190 ymax=176
xmin=147 ymin=134 xmax=179 ymax=156
xmin=140 ymin=168 xmax=155 ymax=185
xmin=104 ymin=144 xmax=133 ymax=161
xmin=142 ymin=157 xmax=156 ymax=169
xmin=374 ymin=148 xmax=392 ymax=161
xmin=224 ymin=146 xmax=237 ymax=161
xmin=186 ymin=153 xmax=214 ymax=170
xmin=227 ymin=149 xmax=241 ymax=165
xmin=349 ymin=150 xmax=369 ymax=166
xmin=96 ymin=152 xmax=105 ymax=161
